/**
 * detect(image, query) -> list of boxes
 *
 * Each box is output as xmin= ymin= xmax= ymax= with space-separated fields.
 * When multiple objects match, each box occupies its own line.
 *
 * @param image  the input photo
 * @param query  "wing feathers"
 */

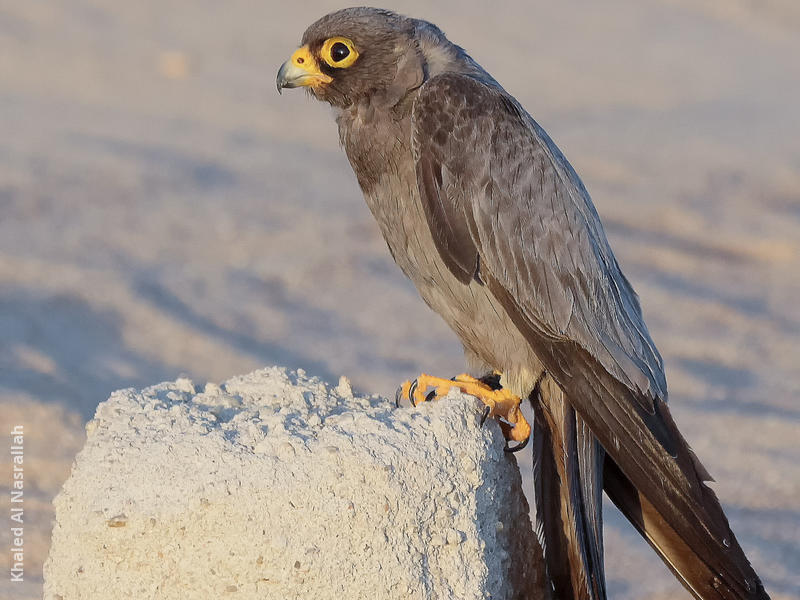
xmin=415 ymin=156 xmax=476 ymax=283
xmin=412 ymin=73 xmax=666 ymax=400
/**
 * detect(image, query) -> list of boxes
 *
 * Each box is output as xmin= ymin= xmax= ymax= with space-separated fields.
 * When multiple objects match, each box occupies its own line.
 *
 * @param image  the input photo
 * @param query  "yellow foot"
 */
xmin=396 ymin=373 xmax=531 ymax=450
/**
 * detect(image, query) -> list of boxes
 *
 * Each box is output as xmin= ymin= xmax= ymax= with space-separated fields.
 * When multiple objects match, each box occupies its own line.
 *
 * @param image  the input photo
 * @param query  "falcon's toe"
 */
xmin=396 ymin=372 xmax=531 ymax=449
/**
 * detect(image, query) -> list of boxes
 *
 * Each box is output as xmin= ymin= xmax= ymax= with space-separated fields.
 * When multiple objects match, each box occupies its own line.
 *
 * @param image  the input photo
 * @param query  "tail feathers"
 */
xmin=604 ymin=454 xmax=725 ymax=596
xmin=576 ymin=414 xmax=605 ymax=595
xmin=532 ymin=378 xmax=607 ymax=600
xmin=490 ymin=278 xmax=769 ymax=598
xmin=549 ymin=342 xmax=770 ymax=600
xmin=602 ymin=429 xmax=770 ymax=600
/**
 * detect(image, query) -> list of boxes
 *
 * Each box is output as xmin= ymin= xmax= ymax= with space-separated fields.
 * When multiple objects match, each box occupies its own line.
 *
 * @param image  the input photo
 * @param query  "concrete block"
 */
xmin=44 ymin=367 xmax=545 ymax=599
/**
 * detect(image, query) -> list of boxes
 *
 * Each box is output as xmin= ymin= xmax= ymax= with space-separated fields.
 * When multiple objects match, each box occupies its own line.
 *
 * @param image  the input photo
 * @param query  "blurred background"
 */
xmin=1 ymin=1 xmax=798 ymax=597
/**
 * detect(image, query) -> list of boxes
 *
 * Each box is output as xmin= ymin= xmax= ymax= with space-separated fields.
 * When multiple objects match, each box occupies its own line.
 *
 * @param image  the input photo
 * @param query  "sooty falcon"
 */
xmin=277 ymin=7 xmax=769 ymax=600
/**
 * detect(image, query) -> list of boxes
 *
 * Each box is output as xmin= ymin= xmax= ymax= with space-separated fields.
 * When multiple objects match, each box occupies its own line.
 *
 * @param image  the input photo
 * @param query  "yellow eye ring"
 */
xmin=321 ymin=37 xmax=359 ymax=68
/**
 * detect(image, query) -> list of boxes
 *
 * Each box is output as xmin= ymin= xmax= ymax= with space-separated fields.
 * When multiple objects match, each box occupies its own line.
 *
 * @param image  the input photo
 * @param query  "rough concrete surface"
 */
xmin=43 ymin=367 xmax=545 ymax=599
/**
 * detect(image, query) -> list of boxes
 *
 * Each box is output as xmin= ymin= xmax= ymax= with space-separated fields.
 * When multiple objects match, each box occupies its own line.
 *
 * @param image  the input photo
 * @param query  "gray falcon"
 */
xmin=277 ymin=8 xmax=768 ymax=600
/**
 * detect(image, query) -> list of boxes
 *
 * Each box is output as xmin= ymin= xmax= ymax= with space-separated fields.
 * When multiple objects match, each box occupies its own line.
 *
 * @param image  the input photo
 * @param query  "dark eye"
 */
xmin=321 ymin=37 xmax=358 ymax=68
xmin=331 ymin=42 xmax=350 ymax=62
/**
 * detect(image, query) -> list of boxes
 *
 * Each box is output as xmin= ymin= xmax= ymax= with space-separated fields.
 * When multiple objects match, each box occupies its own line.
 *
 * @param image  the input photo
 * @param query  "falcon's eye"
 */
xmin=320 ymin=37 xmax=359 ymax=68
xmin=331 ymin=42 xmax=350 ymax=62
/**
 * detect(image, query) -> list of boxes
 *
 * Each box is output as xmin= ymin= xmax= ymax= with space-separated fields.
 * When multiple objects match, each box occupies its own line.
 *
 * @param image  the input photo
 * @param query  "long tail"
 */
xmin=486 ymin=278 xmax=768 ymax=598
xmin=534 ymin=340 xmax=769 ymax=599
xmin=599 ymin=412 xmax=770 ymax=600
xmin=602 ymin=453 xmax=740 ymax=597
xmin=532 ymin=376 xmax=607 ymax=600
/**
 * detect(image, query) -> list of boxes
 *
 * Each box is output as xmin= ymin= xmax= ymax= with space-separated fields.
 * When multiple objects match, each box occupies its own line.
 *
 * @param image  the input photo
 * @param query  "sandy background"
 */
xmin=0 ymin=1 xmax=798 ymax=598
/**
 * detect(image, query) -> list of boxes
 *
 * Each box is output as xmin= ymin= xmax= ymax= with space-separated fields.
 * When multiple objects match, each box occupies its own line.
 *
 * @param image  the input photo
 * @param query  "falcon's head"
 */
xmin=277 ymin=7 xmax=475 ymax=109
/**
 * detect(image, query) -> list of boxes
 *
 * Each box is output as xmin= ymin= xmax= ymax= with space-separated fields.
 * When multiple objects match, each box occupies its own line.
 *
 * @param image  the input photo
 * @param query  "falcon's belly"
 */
xmin=340 ymin=108 xmax=544 ymax=397
xmin=383 ymin=185 xmax=544 ymax=397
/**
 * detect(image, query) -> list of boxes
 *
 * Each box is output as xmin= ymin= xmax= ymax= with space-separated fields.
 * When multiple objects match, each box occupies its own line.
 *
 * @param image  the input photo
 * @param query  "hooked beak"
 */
xmin=276 ymin=46 xmax=333 ymax=94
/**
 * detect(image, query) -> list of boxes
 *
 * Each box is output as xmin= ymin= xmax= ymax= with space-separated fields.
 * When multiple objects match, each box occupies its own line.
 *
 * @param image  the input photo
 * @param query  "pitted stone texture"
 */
xmin=44 ymin=367 xmax=544 ymax=599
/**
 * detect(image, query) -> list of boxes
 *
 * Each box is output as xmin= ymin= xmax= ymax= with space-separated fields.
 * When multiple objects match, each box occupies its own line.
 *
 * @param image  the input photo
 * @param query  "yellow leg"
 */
xmin=397 ymin=373 xmax=531 ymax=444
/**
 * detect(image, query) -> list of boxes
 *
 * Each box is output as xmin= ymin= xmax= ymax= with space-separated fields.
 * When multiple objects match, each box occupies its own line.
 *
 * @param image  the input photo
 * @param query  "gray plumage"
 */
xmin=278 ymin=8 xmax=768 ymax=599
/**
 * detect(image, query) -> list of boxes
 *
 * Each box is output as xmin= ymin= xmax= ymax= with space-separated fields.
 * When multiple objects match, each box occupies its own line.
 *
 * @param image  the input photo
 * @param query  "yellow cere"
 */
xmin=288 ymin=45 xmax=332 ymax=85
xmin=321 ymin=37 xmax=359 ymax=68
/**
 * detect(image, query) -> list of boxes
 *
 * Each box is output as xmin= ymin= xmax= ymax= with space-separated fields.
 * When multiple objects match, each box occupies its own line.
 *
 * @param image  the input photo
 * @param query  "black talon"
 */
xmin=425 ymin=389 xmax=438 ymax=403
xmin=479 ymin=405 xmax=491 ymax=427
xmin=395 ymin=386 xmax=403 ymax=408
xmin=408 ymin=379 xmax=418 ymax=406
xmin=504 ymin=434 xmax=530 ymax=453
